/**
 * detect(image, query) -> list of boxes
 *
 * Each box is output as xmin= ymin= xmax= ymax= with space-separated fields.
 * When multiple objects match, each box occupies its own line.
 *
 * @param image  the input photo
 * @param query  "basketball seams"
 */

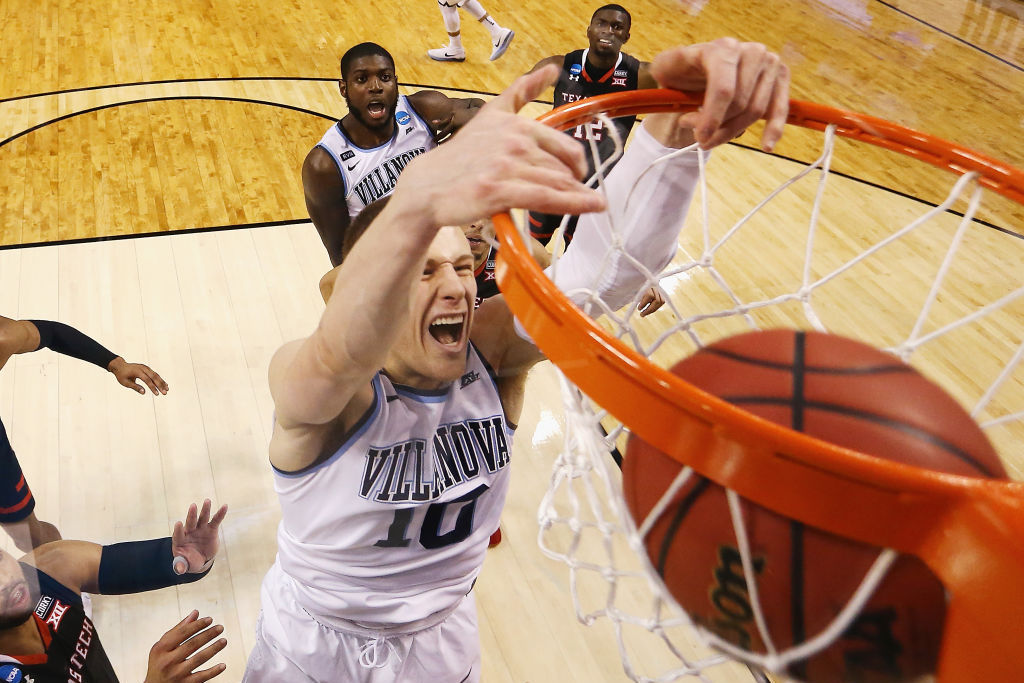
xmin=724 ymin=397 xmax=998 ymax=476
xmin=704 ymin=346 xmax=914 ymax=375
xmin=655 ymin=477 xmax=711 ymax=578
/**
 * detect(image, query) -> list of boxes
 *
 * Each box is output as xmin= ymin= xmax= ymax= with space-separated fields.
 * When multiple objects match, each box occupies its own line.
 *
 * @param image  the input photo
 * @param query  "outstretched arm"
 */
xmin=0 ymin=315 xmax=168 ymax=394
xmin=473 ymin=39 xmax=790 ymax=372
xmin=269 ymin=65 xmax=602 ymax=454
xmin=26 ymin=499 xmax=226 ymax=595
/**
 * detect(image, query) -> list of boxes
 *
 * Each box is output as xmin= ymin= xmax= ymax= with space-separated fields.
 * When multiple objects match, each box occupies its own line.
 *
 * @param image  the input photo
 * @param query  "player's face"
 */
xmin=462 ymin=219 xmax=494 ymax=267
xmin=386 ymin=227 xmax=477 ymax=388
xmin=587 ymin=10 xmax=631 ymax=57
xmin=341 ymin=55 xmax=399 ymax=131
xmin=0 ymin=549 xmax=33 ymax=629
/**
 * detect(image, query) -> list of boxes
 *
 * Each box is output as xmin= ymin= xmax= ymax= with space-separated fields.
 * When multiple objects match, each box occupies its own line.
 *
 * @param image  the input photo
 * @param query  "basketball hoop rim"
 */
xmin=496 ymin=89 xmax=1024 ymax=503
xmin=493 ymin=90 xmax=1024 ymax=681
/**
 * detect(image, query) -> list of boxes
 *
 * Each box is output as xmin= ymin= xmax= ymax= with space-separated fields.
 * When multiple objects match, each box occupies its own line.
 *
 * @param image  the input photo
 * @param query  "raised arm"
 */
xmin=302 ymin=146 xmax=352 ymax=267
xmin=472 ymin=39 xmax=790 ymax=373
xmin=25 ymin=499 xmax=226 ymax=595
xmin=269 ymin=65 xmax=602 ymax=470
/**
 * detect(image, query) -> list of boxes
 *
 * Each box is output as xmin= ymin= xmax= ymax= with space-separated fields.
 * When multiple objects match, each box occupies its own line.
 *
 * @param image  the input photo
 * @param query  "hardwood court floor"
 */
xmin=0 ymin=0 xmax=1022 ymax=681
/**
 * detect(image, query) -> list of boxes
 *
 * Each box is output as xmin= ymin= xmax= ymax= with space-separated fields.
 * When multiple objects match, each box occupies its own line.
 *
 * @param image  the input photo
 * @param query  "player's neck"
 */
xmin=340 ymin=115 xmax=395 ymax=149
xmin=586 ymin=49 xmax=619 ymax=72
xmin=0 ymin=615 xmax=45 ymax=656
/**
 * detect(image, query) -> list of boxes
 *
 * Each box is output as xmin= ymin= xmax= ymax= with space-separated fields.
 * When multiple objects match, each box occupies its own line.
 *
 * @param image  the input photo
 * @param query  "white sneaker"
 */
xmin=489 ymin=28 xmax=515 ymax=61
xmin=80 ymin=592 xmax=94 ymax=619
xmin=428 ymin=45 xmax=466 ymax=62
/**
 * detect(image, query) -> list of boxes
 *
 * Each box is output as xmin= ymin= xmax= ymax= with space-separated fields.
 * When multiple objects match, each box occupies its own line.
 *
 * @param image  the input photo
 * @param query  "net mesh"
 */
xmin=504 ymin=103 xmax=1024 ymax=682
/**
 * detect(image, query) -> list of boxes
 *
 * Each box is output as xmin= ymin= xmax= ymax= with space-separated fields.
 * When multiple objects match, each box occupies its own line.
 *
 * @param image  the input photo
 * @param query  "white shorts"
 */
xmin=242 ymin=562 xmax=480 ymax=683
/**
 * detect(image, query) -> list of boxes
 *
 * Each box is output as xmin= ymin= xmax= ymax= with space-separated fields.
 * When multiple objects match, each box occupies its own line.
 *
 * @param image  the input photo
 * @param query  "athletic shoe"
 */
xmin=81 ymin=592 xmax=94 ymax=619
xmin=489 ymin=28 xmax=515 ymax=61
xmin=428 ymin=46 xmax=466 ymax=62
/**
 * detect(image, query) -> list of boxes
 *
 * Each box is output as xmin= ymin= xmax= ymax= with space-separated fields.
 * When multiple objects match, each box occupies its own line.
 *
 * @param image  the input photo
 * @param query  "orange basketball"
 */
xmin=622 ymin=329 xmax=1006 ymax=683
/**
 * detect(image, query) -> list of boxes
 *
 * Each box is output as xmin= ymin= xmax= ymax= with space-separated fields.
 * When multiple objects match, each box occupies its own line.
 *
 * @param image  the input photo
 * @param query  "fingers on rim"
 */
xmin=761 ymin=64 xmax=791 ymax=151
xmin=694 ymin=45 xmax=740 ymax=143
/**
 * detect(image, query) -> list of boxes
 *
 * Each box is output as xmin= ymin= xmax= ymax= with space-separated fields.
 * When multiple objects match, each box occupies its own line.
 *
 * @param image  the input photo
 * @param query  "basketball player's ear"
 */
xmin=338 ymin=78 xmax=347 ymax=99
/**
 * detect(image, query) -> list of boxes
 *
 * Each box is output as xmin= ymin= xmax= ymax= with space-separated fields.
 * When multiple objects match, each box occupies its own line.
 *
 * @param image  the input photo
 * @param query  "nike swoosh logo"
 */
xmin=347 ymin=163 xmax=358 ymax=171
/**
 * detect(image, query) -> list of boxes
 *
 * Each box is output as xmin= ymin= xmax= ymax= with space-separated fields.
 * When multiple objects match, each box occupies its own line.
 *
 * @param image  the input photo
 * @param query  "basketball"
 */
xmin=622 ymin=329 xmax=1007 ymax=683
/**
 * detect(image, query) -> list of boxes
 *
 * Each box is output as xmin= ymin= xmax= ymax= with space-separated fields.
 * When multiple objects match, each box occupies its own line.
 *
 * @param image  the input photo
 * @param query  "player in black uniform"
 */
xmin=0 ymin=500 xmax=228 ymax=683
xmin=0 ymin=315 xmax=168 ymax=553
xmin=464 ymin=218 xmax=551 ymax=309
xmin=525 ymin=4 xmax=657 ymax=247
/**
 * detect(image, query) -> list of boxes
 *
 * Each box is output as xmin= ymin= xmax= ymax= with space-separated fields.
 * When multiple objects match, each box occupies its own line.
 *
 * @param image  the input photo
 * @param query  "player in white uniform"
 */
xmin=244 ymin=38 xmax=790 ymax=683
xmin=427 ymin=0 xmax=515 ymax=63
xmin=303 ymin=42 xmax=485 ymax=266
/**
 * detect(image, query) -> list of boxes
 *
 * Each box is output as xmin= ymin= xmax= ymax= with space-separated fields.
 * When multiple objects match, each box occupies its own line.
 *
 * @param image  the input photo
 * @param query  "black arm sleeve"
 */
xmin=29 ymin=319 xmax=119 ymax=369
xmin=97 ymin=537 xmax=212 ymax=595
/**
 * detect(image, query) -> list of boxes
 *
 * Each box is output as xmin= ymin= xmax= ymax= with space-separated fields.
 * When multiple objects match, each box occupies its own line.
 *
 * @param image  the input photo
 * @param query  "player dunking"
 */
xmin=0 ymin=500 xmax=228 ymax=682
xmin=244 ymin=38 xmax=789 ymax=682
xmin=303 ymin=42 xmax=486 ymax=267
xmin=526 ymin=4 xmax=657 ymax=246
xmin=0 ymin=315 xmax=168 ymax=553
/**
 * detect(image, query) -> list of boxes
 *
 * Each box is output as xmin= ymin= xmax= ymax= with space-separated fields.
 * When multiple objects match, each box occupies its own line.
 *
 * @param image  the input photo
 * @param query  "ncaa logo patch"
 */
xmin=0 ymin=665 xmax=23 ymax=683
xmin=569 ymin=63 xmax=582 ymax=75
xmin=395 ymin=111 xmax=411 ymax=125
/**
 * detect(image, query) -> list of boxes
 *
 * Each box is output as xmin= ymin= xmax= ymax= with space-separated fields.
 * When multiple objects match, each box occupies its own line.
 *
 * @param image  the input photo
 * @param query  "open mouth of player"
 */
xmin=367 ymin=101 xmax=388 ymax=121
xmin=428 ymin=313 xmax=466 ymax=348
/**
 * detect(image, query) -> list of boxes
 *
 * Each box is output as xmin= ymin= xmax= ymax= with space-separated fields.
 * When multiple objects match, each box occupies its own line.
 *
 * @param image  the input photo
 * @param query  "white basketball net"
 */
xmin=512 ymin=111 xmax=1024 ymax=682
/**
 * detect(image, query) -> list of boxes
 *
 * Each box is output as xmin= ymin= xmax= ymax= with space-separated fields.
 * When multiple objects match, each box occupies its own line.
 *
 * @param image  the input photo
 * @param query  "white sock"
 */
xmin=438 ymin=4 xmax=464 ymax=47
xmin=462 ymin=0 xmax=504 ymax=39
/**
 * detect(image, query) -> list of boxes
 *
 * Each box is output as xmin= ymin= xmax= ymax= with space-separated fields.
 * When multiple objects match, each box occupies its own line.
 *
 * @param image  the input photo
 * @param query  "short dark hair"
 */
xmin=340 ymin=195 xmax=393 ymax=260
xmin=340 ymin=42 xmax=395 ymax=81
xmin=592 ymin=4 xmax=631 ymax=26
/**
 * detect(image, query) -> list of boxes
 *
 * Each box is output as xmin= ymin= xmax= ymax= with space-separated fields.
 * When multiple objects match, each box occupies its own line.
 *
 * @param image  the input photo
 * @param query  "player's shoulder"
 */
xmin=21 ymin=541 xmax=84 ymax=593
xmin=302 ymin=145 xmax=345 ymax=187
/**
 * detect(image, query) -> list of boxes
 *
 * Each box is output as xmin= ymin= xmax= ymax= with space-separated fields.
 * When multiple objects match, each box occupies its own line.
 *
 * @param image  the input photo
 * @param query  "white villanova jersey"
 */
xmin=274 ymin=345 xmax=513 ymax=625
xmin=315 ymin=94 xmax=436 ymax=219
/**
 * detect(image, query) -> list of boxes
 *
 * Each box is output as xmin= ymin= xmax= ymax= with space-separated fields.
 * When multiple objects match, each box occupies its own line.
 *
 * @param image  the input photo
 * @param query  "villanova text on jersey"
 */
xmin=359 ymin=415 xmax=510 ymax=503
xmin=350 ymin=147 xmax=427 ymax=206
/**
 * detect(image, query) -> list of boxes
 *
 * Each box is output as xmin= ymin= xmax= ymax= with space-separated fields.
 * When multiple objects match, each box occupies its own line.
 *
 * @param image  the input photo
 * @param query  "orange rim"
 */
xmin=494 ymin=90 xmax=1024 ymax=681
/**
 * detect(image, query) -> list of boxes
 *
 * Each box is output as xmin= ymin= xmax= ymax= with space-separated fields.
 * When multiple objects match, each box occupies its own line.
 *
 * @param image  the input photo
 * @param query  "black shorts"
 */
xmin=0 ymin=416 xmax=35 ymax=524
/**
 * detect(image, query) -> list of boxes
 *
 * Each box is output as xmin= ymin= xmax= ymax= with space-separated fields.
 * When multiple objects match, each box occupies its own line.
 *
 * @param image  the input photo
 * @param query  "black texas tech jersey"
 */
xmin=0 ymin=564 xmax=117 ymax=683
xmin=552 ymin=48 xmax=641 ymax=178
